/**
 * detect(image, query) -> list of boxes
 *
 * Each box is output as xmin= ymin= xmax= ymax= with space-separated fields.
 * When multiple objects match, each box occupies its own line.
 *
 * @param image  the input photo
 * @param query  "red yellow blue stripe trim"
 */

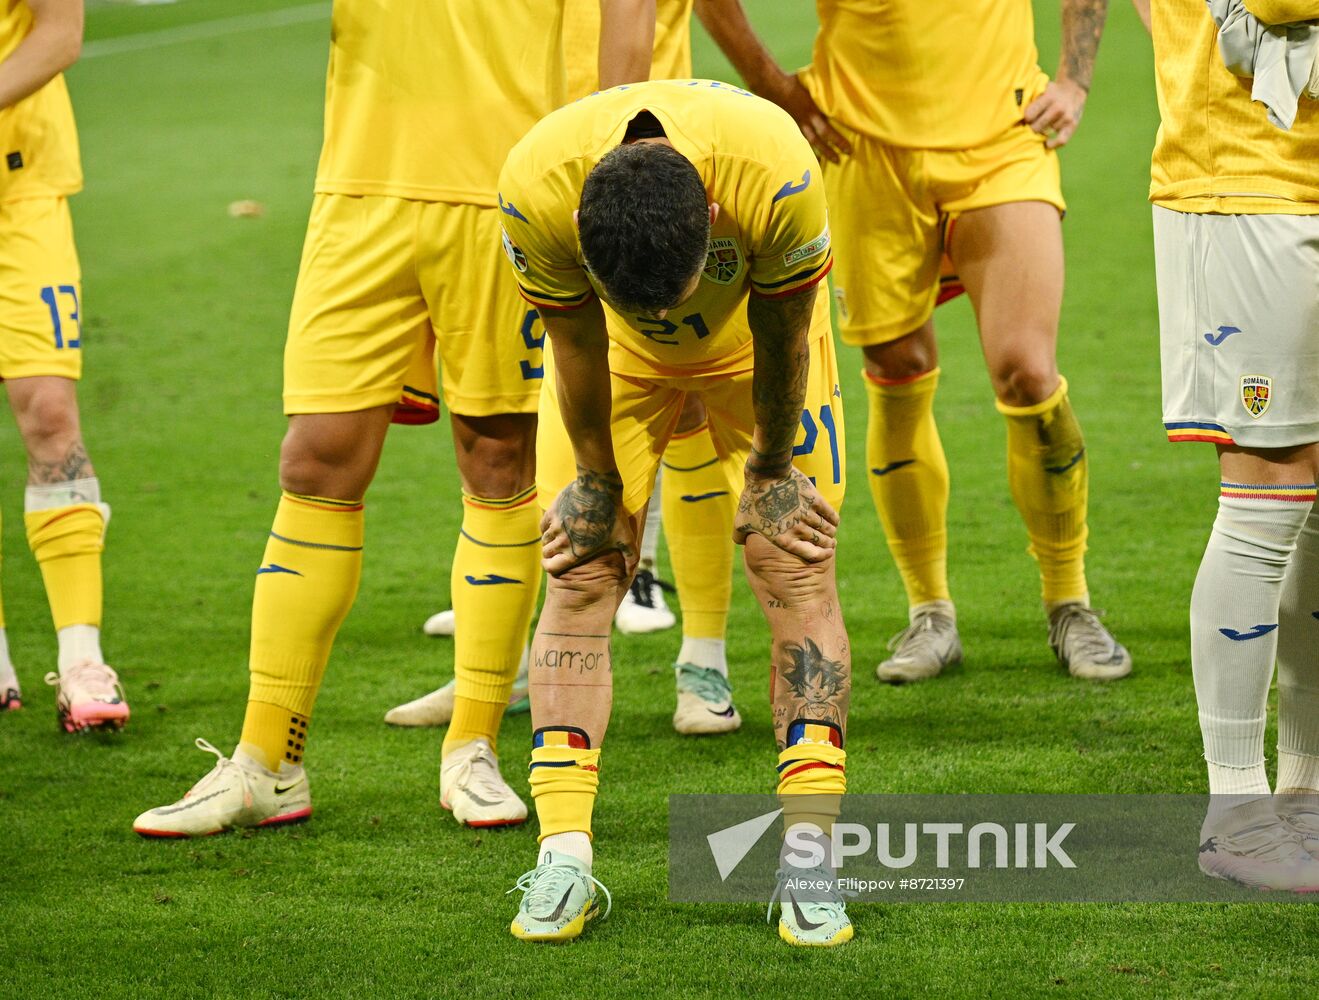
xmin=532 ymin=726 xmax=591 ymax=750
xmin=1165 ymin=421 xmax=1235 ymax=444
xmin=1221 ymin=482 xmax=1318 ymax=503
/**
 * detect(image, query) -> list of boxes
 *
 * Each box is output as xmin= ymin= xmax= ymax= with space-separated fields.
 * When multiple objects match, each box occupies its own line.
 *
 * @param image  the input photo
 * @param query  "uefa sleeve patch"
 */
xmin=783 ymin=222 xmax=830 ymax=267
xmin=501 ymin=227 xmax=529 ymax=273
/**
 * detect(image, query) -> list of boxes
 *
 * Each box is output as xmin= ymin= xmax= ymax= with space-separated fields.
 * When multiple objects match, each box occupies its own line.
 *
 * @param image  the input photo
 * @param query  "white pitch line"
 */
xmin=82 ymin=2 xmax=330 ymax=59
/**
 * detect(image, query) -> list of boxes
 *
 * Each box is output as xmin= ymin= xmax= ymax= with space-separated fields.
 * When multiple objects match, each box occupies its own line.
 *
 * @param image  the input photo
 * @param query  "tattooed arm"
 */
xmin=694 ymin=0 xmax=852 ymax=163
xmin=1024 ymin=0 xmax=1109 ymax=149
xmin=733 ymin=285 xmax=839 ymax=563
xmin=537 ymin=299 xmax=637 ymax=577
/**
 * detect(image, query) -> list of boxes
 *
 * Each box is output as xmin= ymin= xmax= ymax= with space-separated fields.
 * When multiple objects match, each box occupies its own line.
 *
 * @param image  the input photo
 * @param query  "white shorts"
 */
xmin=1154 ymin=206 xmax=1319 ymax=448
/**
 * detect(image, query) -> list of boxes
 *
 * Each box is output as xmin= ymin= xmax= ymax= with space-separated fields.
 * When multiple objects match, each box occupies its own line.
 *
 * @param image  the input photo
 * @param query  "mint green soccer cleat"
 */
xmin=508 ymin=852 xmax=611 ymax=942
xmin=672 ymin=663 xmax=741 ymax=735
xmin=769 ymin=865 xmax=854 ymax=947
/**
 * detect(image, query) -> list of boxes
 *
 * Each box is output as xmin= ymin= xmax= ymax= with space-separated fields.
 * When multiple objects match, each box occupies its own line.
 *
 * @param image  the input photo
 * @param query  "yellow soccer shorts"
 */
xmin=825 ymin=121 xmax=1066 ymax=347
xmin=537 ymin=294 xmax=846 ymax=517
xmin=284 ymin=193 xmax=545 ymax=418
xmin=0 ymin=197 xmax=83 ymax=381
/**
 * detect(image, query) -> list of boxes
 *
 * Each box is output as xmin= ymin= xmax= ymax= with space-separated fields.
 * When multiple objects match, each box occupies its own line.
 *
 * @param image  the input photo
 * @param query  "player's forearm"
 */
xmin=543 ymin=305 xmax=619 ymax=478
xmin=597 ymin=0 xmax=656 ymax=89
xmin=745 ymin=288 xmax=816 ymax=477
xmin=1057 ymin=0 xmax=1109 ymax=92
xmin=1244 ymin=0 xmax=1319 ymax=24
xmin=693 ymin=0 xmax=788 ymax=96
xmin=0 ymin=16 xmax=82 ymax=111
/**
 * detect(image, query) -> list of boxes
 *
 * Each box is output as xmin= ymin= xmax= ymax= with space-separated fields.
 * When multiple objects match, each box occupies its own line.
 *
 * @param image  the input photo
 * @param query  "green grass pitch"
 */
xmin=1 ymin=1 xmax=1314 ymax=996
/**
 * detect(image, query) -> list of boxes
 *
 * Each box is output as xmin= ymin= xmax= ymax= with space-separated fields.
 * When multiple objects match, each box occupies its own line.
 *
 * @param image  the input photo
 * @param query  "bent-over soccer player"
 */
xmin=497 ymin=79 xmax=855 ymax=946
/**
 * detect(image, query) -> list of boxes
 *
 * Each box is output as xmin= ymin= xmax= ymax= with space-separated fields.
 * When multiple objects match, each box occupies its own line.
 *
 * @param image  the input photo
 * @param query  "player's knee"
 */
xmin=452 ymin=413 xmax=537 ymax=497
xmin=278 ymin=423 xmax=370 ymax=499
xmin=861 ymin=326 xmax=936 ymax=382
xmin=744 ymin=535 xmax=835 ymax=604
xmin=547 ymin=555 xmax=629 ymax=615
xmin=15 ymin=391 xmax=82 ymax=464
xmin=990 ymin=357 xmax=1060 ymax=408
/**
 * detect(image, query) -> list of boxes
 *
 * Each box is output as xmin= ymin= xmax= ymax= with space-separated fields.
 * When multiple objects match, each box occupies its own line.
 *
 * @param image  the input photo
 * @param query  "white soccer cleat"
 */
xmin=876 ymin=601 xmax=961 ymax=684
xmin=0 ymin=660 xmax=20 ymax=712
xmin=45 ymin=660 xmax=129 ymax=732
xmin=440 ymin=737 xmax=528 ymax=828
xmin=1048 ymin=603 xmax=1132 ymax=681
xmin=614 ymin=568 xmax=676 ymax=634
xmin=385 ymin=661 xmax=530 ymax=727
xmin=422 ymin=609 xmax=456 ymax=637
xmin=1275 ymin=793 xmax=1319 ymax=857
xmin=672 ymin=663 xmax=741 ymax=735
xmin=1198 ymin=798 xmax=1319 ymax=891
xmin=133 ymin=739 xmax=311 ymax=838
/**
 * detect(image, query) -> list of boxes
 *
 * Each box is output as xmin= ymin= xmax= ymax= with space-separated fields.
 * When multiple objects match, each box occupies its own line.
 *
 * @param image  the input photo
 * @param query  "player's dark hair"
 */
xmin=578 ymin=141 xmax=710 ymax=315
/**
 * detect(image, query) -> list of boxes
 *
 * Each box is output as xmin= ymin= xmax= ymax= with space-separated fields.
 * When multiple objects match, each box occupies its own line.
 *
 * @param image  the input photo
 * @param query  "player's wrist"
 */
xmin=745 ymin=447 xmax=794 ymax=480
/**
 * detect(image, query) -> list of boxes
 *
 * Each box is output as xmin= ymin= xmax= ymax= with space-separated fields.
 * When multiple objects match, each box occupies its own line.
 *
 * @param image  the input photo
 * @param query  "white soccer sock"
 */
xmin=0 ymin=627 xmax=13 ymax=672
xmin=57 ymin=623 xmax=103 ymax=673
xmin=677 ymin=636 xmax=728 ymax=678
xmin=1278 ymin=504 xmax=1319 ymax=792
xmin=541 ymin=831 xmax=592 ymax=868
xmin=1191 ymin=489 xmax=1313 ymax=803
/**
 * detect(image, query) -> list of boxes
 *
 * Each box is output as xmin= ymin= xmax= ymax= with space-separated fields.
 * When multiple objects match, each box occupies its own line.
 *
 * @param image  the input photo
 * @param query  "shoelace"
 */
xmin=765 ymin=864 xmax=854 ymax=924
xmin=185 ymin=738 xmax=254 ymax=807
xmin=675 ymin=663 xmax=731 ymax=704
xmin=1215 ymin=820 xmax=1312 ymax=864
xmin=44 ymin=660 xmax=123 ymax=702
xmin=1048 ymin=606 xmax=1114 ymax=660
xmin=507 ymin=862 xmax=613 ymax=921
xmin=627 ymin=569 xmax=675 ymax=610
xmin=886 ymin=611 xmax=953 ymax=656
xmin=450 ymin=743 xmax=508 ymax=800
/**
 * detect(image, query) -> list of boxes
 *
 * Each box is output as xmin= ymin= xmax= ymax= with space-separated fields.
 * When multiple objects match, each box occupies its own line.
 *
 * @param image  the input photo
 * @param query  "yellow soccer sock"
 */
xmin=529 ymin=728 xmax=601 ymax=842
xmin=445 ymin=487 xmax=543 ymax=753
xmin=240 ymin=491 xmax=364 ymax=770
xmin=778 ymin=721 xmax=847 ymax=838
xmin=25 ymin=501 xmax=105 ymax=631
xmin=660 ymin=424 xmax=735 ymax=639
xmin=996 ymin=377 xmax=1089 ymax=606
xmin=864 ymin=369 xmax=950 ymax=607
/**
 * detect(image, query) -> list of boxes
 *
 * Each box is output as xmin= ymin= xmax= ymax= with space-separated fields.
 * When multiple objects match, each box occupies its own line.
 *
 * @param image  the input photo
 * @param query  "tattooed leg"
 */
xmin=742 ymin=534 xmax=851 ymax=747
xmin=5 ymin=376 xmax=95 ymax=485
xmin=530 ymin=548 xmax=634 ymax=746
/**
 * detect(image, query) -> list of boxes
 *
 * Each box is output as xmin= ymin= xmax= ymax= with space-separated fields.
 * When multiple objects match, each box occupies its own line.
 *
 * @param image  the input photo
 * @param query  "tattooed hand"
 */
xmin=541 ymin=468 xmax=637 ymax=577
xmin=732 ymin=465 xmax=838 ymax=563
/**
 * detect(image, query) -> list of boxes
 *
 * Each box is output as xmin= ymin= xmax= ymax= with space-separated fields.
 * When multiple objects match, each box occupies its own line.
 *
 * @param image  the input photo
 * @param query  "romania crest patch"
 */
xmin=703 ymin=237 xmax=743 ymax=285
xmin=1240 ymin=375 xmax=1271 ymax=418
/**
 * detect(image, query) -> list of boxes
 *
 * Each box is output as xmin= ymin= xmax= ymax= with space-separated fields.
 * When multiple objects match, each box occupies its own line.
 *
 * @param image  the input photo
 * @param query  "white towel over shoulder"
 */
xmin=1207 ymin=0 xmax=1319 ymax=130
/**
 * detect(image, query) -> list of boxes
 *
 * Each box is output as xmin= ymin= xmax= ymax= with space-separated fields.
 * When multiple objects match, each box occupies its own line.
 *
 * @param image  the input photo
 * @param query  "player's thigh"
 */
xmin=1155 ymin=207 xmax=1319 ymax=451
xmin=940 ymin=128 xmax=1065 ymax=393
xmin=0 ymin=198 xmax=83 ymax=384
xmin=700 ymin=296 xmax=847 ymax=512
xmin=420 ymin=202 xmax=544 ymax=419
xmin=824 ymin=129 xmax=942 ymax=348
xmin=283 ymin=193 xmax=431 ymax=416
xmin=536 ymin=356 xmax=684 ymax=518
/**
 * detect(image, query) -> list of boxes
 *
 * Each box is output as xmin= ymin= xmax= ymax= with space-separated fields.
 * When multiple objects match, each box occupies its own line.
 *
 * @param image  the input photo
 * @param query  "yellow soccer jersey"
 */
xmin=0 ymin=0 xmax=80 ymax=201
xmin=1150 ymin=0 xmax=1319 ymax=213
xmin=562 ymin=0 xmax=693 ymax=100
xmin=497 ymin=80 xmax=833 ymax=378
xmin=798 ymin=0 xmax=1049 ymax=150
xmin=314 ymin=0 xmax=567 ymax=205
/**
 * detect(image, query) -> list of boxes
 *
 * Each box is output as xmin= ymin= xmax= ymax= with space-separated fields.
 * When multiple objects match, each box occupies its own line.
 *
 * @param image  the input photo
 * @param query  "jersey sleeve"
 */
xmin=746 ymin=138 xmax=833 ymax=299
xmin=495 ymin=150 xmax=595 ymax=311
